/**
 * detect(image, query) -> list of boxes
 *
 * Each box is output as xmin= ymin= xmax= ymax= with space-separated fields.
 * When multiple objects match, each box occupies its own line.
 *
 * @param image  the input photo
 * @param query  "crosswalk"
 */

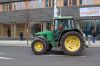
xmin=0 ymin=53 xmax=6 ymax=54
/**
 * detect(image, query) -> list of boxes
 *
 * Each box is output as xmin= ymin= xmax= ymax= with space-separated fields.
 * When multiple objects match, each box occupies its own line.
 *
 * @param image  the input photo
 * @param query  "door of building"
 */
xmin=7 ymin=26 xmax=11 ymax=37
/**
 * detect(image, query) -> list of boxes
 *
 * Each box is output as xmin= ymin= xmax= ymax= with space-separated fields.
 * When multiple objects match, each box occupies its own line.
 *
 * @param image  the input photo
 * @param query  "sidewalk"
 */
xmin=0 ymin=40 xmax=100 ymax=47
xmin=0 ymin=40 xmax=32 ymax=46
xmin=86 ymin=41 xmax=100 ymax=47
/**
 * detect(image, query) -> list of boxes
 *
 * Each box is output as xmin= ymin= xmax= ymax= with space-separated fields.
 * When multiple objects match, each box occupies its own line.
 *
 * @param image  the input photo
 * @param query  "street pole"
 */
xmin=25 ymin=0 xmax=29 ymax=45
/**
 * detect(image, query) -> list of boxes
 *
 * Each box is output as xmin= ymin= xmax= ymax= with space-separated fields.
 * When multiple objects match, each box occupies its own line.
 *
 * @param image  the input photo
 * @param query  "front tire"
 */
xmin=61 ymin=31 xmax=84 ymax=56
xmin=31 ymin=38 xmax=47 ymax=55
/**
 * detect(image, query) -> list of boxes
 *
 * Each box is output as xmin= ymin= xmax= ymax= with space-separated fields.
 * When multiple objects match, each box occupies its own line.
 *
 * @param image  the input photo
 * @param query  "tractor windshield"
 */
xmin=54 ymin=18 xmax=74 ymax=31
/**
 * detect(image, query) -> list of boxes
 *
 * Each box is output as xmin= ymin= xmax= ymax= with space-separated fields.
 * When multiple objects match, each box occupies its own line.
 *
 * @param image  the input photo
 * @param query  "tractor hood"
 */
xmin=35 ymin=31 xmax=53 ymax=41
xmin=35 ymin=31 xmax=53 ymax=36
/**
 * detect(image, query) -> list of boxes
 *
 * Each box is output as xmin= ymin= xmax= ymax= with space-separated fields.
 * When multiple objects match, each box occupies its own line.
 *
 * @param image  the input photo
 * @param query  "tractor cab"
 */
xmin=53 ymin=16 xmax=75 ymax=41
xmin=53 ymin=16 xmax=74 ymax=31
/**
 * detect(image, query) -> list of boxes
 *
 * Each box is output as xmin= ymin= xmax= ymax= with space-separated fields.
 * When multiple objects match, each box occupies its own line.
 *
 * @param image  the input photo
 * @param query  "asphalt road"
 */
xmin=0 ymin=46 xmax=100 ymax=66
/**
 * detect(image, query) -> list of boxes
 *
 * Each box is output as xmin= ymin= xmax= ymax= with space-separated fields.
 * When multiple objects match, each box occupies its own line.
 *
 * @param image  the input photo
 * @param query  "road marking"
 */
xmin=0 ymin=57 xmax=15 ymax=60
xmin=0 ymin=53 xmax=6 ymax=54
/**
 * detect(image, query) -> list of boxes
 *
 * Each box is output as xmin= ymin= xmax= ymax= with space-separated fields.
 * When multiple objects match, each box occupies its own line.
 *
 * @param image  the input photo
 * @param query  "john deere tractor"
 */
xmin=31 ymin=16 xmax=85 ymax=56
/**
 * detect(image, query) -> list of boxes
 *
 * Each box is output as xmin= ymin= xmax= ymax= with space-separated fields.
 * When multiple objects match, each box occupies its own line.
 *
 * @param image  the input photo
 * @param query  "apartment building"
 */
xmin=0 ymin=0 xmax=100 ymax=39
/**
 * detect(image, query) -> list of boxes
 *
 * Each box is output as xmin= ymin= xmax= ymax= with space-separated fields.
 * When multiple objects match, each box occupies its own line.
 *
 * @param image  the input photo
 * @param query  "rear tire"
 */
xmin=60 ymin=31 xmax=84 ymax=56
xmin=31 ymin=38 xmax=47 ymax=55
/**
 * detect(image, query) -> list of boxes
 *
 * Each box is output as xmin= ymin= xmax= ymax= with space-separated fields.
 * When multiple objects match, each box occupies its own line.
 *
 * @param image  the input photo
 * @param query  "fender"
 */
xmin=38 ymin=36 xmax=46 ymax=40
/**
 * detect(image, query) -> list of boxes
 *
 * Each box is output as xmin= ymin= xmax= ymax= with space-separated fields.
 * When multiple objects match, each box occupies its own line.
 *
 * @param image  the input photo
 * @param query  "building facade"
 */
xmin=0 ymin=0 xmax=100 ymax=39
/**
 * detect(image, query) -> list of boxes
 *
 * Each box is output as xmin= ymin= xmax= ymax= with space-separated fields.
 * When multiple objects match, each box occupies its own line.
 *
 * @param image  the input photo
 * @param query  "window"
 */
xmin=2 ymin=4 xmax=6 ymax=11
xmin=69 ymin=0 xmax=77 ymax=6
xmin=38 ymin=0 xmax=43 ymax=8
xmin=46 ymin=23 xmax=51 ymax=30
xmin=8 ymin=4 xmax=12 ymax=10
xmin=72 ymin=0 xmax=77 ymax=5
xmin=64 ymin=0 xmax=68 ymax=6
xmin=45 ymin=0 xmax=49 ymax=7
xmin=80 ymin=0 xmax=82 ymax=4
xmin=30 ymin=1 xmax=35 ymax=9
xmin=96 ymin=20 xmax=100 ymax=35
xmin=69 ymin=0 xmax=71 ymax=5
xmin=45 ymin=0 xmax=54 ymax=7
xmin=87 ymin=0 xmax=93 ymax=5
xmin=2 ymin=3 xmax=12 ymax=11
xmin=48 ymin=0 xmax=52 ymax=7
xmin=14 ymin=2 xmax=24 ymax=10
xmin=52 ymin=0 xmax=54 ymax=7
xmin=82 ymin=0 xmax=93 ymax=5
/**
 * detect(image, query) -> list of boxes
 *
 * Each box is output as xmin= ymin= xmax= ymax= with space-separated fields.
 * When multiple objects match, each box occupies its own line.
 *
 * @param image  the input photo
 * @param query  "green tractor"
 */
xmin=31 ymin=16 xmax=85 ymax=56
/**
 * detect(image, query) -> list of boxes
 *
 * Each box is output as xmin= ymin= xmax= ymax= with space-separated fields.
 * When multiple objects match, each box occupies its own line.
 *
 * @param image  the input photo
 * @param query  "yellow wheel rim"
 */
xmin=64 ymin=36 xmax=80 ymax=52
xmin=34 ymin=42 xmax=43 ymax=52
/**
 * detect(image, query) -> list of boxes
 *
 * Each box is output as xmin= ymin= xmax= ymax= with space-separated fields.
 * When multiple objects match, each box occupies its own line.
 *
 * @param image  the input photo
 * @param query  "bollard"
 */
xmin=88 ymin=35 xmax=91 ymax=46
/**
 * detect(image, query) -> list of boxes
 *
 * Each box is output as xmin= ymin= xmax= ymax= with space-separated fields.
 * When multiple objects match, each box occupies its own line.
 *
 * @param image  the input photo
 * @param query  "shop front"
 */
xmin=0 ymin=23 xmax=26 ymax=39
xmin=80 ymin=20 xmax=100 ymax=39
xmin=78 ymin=7 xmax=100 ymax=39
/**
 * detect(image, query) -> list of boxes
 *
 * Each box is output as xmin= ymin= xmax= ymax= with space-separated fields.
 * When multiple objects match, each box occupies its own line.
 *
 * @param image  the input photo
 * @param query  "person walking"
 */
xmin=91 ymin=26 xmax=97 ymax=43
xmin=20 ymin=32 xmax=24 ymax=40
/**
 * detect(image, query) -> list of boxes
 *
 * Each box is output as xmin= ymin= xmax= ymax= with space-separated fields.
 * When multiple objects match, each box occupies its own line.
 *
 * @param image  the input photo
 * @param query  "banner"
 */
xmin=80 ymin=7 xmax=100 ymax=17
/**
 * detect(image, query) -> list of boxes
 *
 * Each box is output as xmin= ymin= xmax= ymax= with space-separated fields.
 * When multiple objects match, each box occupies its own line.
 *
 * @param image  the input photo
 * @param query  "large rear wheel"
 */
xmin=31 ymin=38 xmax=47 ymax=55
xmin=61 ymin=31 xmax=84 ymax=56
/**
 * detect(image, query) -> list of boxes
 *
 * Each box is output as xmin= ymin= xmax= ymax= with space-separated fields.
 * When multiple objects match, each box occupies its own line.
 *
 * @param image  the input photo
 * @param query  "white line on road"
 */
xmin=0 ymin=57 xmax=15 ymax=60
xmin=0 ymin=53 xmax=6 ymax=54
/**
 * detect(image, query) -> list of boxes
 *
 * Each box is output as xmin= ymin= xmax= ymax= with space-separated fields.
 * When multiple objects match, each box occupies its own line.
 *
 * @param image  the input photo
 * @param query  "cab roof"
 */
xmin=54 ymin=16 xmax=73 ymax=19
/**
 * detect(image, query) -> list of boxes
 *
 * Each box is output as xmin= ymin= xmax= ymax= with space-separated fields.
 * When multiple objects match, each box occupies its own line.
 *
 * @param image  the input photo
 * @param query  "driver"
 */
xmin=58 ymin=24 xmax=63 ymax=33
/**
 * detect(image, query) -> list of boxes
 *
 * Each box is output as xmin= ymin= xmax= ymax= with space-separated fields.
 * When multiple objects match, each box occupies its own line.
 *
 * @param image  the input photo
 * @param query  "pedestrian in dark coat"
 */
xmin=20 ymin=32 xmax=24 ymax=40
xmin=91 ymin=26 xmax=97 ymax=43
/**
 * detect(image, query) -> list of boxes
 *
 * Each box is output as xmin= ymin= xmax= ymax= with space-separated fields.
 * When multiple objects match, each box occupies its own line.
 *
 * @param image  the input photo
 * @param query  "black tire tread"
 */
xmin=31 ymin=38 xmax=47 ymax=55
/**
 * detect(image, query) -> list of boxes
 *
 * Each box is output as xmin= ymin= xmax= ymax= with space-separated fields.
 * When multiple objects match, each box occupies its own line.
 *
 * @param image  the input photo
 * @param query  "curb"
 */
xmin=0 ymin=40 xmax=32 ymax=47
